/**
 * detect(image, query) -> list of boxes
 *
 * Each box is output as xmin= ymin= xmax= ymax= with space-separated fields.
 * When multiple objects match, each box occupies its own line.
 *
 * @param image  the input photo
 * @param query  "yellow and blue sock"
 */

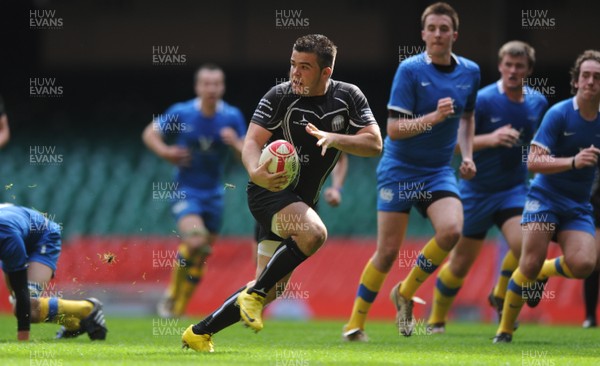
xmin=538 ymin=256 xmax=575 ymax=280
xmin=498 ymin=268 xmax=533 ymax=335
xmin=428 ymin=262 xmax=465 ymax=325
xmin=400 ymin=238 xmax=449 ymax=299
xmin=493 ymin=250 xmax=518 ymax=300
xmin=346 ymin=259 xmax=387 ymax=331
xmin=38 ymin=297 xmax=93 ymax=331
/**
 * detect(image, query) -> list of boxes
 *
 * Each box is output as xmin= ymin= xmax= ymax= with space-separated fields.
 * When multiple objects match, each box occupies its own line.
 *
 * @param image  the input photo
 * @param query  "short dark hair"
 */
xmin=570 ymin=50 xmax=600 ymax=95
xmin=498 ymin=41 xmax=536 ymax=70
xmin=194 ymin=63 xmax=224 ymax=83
xmin=421 ymin=2 xmax=459 ymax=31
xmin=293 ymin=34 xmax=337 ymax=70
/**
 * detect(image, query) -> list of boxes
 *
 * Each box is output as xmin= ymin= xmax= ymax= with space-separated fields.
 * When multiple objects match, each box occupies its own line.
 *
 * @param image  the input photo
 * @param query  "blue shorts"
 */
xmin=0 ymin=222 xmax=62 ymax=273
xmin=171 ymin=187 xmax=224 ymax=234
xmin=377 ymin=165 xmax=460 ymax=216
xmin=461 ymin=184 xmax=527 ymax=238
xmin=521 ymin=185 xmax=595 ymax=236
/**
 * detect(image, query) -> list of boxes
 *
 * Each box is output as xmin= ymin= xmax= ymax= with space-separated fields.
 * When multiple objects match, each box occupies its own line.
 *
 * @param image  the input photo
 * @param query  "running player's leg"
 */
xmin=495 ymin=225 xmax=551 ymax=341
xmin=583 ymin=229 xmax=600 ymax=327
xmin=165 ymin=212 xmax=214 ymax=317
xmin=427 ymin=236 xmax=484 ymax=329
xmin=492 ymin=216 xmax=522 ymax=302
xmin=344 ymin=211 xmax=409 ymax=340
xmin=239 ymin=202 xmax=326 ymax=331
xmin=399 ymin=196 xmax=462 ymax=300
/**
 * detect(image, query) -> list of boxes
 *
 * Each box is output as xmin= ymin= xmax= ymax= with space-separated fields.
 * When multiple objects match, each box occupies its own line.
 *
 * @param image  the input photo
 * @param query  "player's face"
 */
xmin=289 ymin=50 xmax=330 ymax=96
xmin=195 ymin=70 xmax=225 ymax=105
xmin=498 ymin=54 xmax=531 ymax=91
xmin=575 ymin=60 xmax=600 ymax=101
xmin=421 ymin=14 xmax=457 ymax=59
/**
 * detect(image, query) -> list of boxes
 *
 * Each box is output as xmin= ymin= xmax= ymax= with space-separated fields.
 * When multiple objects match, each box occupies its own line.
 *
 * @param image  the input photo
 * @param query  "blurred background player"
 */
xmin=142 ymin=64 xmax=246 ymax=318
xmin=0 ymin=94 xmax=10 ymax=148
xmin=344 ymin=2 xmax=479 ymax=340
xmin=181 ymin=34 xmax=382 ymax=352
xmin=426 ymin=41 xmax=548 ymax=333
xmin=0 ymin=203 xmax=106 ymax=341
xmin=583 ymin=182 xmax=600 ymax=328
xmin=494 ymin=50 xmax=600 ymax=343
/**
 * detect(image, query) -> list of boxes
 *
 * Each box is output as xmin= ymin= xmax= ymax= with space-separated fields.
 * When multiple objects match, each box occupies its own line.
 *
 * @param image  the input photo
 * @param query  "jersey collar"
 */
xmin=423 ymin=52 xmax=460 ymax=65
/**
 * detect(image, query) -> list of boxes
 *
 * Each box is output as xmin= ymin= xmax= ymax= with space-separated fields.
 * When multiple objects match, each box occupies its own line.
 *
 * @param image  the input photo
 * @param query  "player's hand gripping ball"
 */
xmin=258 ymin=139 xmax=300 ymax=189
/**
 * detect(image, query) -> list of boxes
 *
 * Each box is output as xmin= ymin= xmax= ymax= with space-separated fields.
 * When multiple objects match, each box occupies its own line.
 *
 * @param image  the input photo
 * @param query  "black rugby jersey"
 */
xmin=250 ymin=79 xmax=377 ymax=205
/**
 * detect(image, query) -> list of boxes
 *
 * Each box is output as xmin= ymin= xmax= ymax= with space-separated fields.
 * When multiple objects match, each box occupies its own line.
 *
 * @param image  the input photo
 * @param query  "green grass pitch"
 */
xmin=0 ymin=314 xmax=598 ymax=365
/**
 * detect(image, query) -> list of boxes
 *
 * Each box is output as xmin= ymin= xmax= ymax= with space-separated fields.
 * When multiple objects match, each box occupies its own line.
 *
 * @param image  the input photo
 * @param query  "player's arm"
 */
xmin=469 ymin=125 xmax=520 ymax=152
xmin=142 ymin=120 xmax=191 ymax=166
xmin=527 ymin=144 xmax=600 ymax=174
xmin=387 ymin=97 xmax=454 ymax=140
xmin=220 ymin=127 xmax=244 ymax=160
xmin=0 ymin=114 xmax=10 ymax=148
xmin=6 ymin=269 xmax=31 ymax=340
xmin=324 ymin=152 xmax=348 ymax=207
xmin=242 ymin=122 xmax=288 ymax=191
xmin=305 ymin=123 xmax=382 ymax=157
xmin=457 ymin=111 xmax=476 ymax=179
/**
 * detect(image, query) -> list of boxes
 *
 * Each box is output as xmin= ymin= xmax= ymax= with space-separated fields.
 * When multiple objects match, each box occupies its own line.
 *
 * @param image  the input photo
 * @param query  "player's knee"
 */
xmin=449 ymin=257 xmax=470 ymax=278
xmin=569 ymin=257 xmax=596 ymax=279
xmin=301 ymin=224 xmax=327 ymax=255
xmin=520 ymin=256 xmax=544 ymax=279
xmin=436 ymin=225 xmax=461 ymax=249
xmin=374 ymin=246 xmax=399 ymax=271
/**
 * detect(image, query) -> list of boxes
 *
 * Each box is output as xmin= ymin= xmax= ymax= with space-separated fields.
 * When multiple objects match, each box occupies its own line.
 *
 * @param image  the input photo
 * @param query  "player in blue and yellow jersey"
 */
xmin=344 ymin=2 xmax=480 ymax=340
xmin=494 ymin=50 xmax=600 ymax=343
xmin=0 ymin=203 xmax=106 ymax=341
xmin=142 ymin=64 xmax=246 ymax=318
xmin=425 ymin=41 xmax=548 ymax=333
xmin=426 ymin=42 xmax=546 ymax=330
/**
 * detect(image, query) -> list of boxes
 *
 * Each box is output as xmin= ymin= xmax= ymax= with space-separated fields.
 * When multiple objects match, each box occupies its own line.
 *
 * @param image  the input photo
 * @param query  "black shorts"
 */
xmin=399 ymin=190 xmax=461 ymax=218
xmin=247 ymin=184 xmax=306 ymax=242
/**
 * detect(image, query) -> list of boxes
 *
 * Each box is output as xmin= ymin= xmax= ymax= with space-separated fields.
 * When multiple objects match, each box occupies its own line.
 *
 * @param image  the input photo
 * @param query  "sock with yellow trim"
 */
xmin=173 ymin=252 xmax=207 ymax=316
xmin=400 ymin=237 xmax=449 ymax=299
xmin=346 ymin=259 xmax=388 ymax=331
xmin=166 ymin=243 xmax=193 ymax=301
xmin=497 ymin=268 xmax=533 ymax=335
xmin=537 ymin=256 xmax=575 ymax=280
xmin=493 ymin=250 xmax=519 ymax=300
xmin=428 ymin=262 xmax=465 ymax=325
xmin=38 ymin=297 xmax=93 ymax=331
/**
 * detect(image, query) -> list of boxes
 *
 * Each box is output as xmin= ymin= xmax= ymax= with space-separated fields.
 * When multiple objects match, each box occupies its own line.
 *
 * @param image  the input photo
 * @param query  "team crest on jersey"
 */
xmin=379 ymin=187 xmax=394 ymax=203
xmin=199 ymin=137 xmax=213 ymax=151
xmin=331 ymin=115 xmax=345 ymax=132
xmin=524 ymin=199 xmax=541 ymax=213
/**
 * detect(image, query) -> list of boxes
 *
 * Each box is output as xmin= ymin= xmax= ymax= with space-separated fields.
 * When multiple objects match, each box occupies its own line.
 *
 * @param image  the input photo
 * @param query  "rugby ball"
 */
xmin=258 ymin=139 xmax=300 ymax=188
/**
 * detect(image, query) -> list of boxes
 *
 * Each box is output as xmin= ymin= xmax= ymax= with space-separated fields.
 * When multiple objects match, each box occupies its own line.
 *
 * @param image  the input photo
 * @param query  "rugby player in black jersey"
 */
xmin=182 ymin=34 xmax=382 ymax=352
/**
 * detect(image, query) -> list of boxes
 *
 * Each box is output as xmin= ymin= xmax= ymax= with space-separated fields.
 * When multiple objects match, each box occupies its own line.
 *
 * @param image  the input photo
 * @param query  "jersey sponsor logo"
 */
xmin=292 ymin=114 xmax=310 ymax=126
xmin=490 ymin=117 xmax=502 ymax=123
xmin=379 ymin=187 xmax=394 ymax=203
xmin=331 ymin=115 xmax=345 ymax=132
xmin=420 ymin=81 xmax=431 ymax=87
xmin=563 ymin=131 xmax=575 ymax=136
xmin=524 ymin=200 xmax=541 ymax=213
xmin=455 ymin=84 xmax=472 ymax=90
xmin=172 ymin=201 xmax=189 ymax=215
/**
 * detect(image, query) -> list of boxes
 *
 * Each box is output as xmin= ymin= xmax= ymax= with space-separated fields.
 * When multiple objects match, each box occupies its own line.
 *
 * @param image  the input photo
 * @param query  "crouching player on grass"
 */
xmin=0 ymin=203 xmax=107 ymax=341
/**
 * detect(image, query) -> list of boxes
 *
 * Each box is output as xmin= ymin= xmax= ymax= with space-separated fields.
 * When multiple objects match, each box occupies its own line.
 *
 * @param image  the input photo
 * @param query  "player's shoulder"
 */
xmin=219 ymin=100 xmax=243 ymax=117
xmin=399 ymin=53 xmax=428 ymax=70
xmin=455 ymin=55 xmax=480 ymax=71
xmin=477 ymin=82 xmax=500 ymax=98
xmin=544 ymin=98 xmax=573 ymax=122
xmin=330 ymin=79 xmax=362 ymax=96
xmin=167 ymin=98 xmax=196 ymax=113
